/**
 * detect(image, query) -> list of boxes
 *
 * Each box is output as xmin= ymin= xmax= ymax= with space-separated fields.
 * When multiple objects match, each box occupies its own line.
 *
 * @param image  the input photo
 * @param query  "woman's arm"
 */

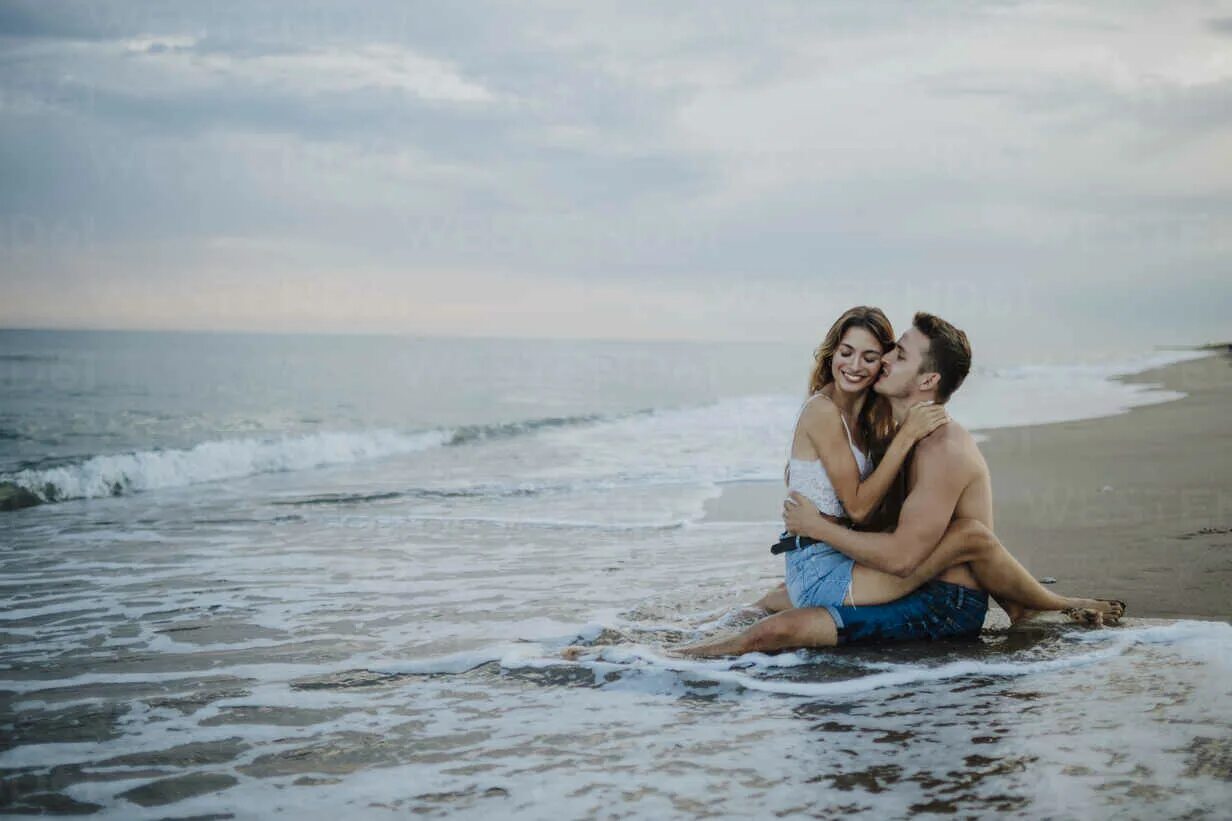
xmin=802 ymin=400 xmax=947 ymax=525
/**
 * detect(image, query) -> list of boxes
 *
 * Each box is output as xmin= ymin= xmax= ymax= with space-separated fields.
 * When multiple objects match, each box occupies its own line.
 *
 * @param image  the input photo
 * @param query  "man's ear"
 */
xmin=918 ymin=371 xmax=940 ymax=392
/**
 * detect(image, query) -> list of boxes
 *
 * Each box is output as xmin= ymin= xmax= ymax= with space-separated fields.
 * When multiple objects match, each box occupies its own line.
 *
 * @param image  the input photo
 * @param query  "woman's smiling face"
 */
xmin=830 ymin=326 xmax=885 ymax=395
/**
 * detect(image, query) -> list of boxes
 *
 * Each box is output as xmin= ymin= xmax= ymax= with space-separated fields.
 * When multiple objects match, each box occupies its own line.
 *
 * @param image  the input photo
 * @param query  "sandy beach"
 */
xmin=704 ymin=352 xmax=1232 ymax=621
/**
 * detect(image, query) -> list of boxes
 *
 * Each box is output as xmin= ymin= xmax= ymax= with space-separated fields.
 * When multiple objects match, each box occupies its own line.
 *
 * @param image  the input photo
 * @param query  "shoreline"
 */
xmin=703 ymin=352 xmax=1232 ymax=621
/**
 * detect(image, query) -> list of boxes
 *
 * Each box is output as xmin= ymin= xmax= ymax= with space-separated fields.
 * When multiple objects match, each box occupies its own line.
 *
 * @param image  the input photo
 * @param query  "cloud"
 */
xmin=0 ymin=1 xmax=1228 ymax=353
xmin=118 ymin=39 xmax=499 ymax=102
xmin=122 ymin=34 xmax=197 ymax=54
xmin=1208 ymin=16 xmax=1232 ymax=35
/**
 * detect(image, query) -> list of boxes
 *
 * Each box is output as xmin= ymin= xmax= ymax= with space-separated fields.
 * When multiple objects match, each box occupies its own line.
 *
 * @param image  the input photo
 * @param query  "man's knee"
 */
xmin=751 ymin=609 xmax=836 ymax=650
xmin=748 ymin=616 xmax=793 ymax=647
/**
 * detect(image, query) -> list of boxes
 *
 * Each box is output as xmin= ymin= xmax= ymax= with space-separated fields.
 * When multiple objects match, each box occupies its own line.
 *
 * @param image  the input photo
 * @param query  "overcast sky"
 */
xmin=1 ymin=1 xmax=1229 ymax=357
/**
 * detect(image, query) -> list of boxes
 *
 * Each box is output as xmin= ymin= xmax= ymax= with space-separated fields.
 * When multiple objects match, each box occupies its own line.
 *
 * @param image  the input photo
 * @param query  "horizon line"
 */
xmin=0 ymin=323 xmax=804 ymax=347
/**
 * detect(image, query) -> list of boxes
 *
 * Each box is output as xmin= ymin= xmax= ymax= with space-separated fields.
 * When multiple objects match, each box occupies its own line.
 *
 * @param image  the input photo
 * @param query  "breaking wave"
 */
xmin=0 ymin=412 xmax=619 ymax=507
xmin=1 ymin=429 xmax=449 ymax=505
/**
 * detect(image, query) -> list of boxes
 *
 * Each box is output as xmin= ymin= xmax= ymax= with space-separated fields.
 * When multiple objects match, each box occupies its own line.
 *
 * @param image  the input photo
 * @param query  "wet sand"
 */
xmin=703 ymin=352 xmax=1232 ymax=621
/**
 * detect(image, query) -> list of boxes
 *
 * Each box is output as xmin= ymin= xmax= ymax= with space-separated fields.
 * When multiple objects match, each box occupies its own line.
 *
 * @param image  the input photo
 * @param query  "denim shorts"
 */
xmin=784 ymin=538 xmax=856 ymax=613
xmin=826 ymin=580 xmax=989 ymax=645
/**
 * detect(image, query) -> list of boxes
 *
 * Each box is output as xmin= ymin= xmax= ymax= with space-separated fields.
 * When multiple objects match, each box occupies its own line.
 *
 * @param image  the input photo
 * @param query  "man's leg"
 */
xmin=935 ymin=563 xmax=979 ymax=588
xmin=844 ymin=519 xmax=1123 ymax=623
xmin=675 ymin=607 xmax=837 ymax=657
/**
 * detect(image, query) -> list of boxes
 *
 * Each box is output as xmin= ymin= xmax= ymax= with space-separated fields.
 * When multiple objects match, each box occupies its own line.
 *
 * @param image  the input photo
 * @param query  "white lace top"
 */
xmin=787 ymin=394 xmax=873 ymax=518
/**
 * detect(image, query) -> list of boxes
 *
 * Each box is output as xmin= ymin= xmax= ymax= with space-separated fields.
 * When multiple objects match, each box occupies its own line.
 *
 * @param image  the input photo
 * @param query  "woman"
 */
xmin=723 ymin=306 xmax=1122 ymax=640
xmin=766 ymin=306 xmax=946 ymax=614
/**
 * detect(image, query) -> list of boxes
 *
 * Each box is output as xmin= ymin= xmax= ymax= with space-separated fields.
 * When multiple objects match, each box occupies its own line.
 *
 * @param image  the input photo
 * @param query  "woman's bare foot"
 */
xmin=1062 ymin=598 xmax=1126 ymax=626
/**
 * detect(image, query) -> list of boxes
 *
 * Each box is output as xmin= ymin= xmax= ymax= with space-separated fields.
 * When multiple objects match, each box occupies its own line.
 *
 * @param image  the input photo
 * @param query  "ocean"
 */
xmin=1 ymin=329 xmax=1227 ymax=817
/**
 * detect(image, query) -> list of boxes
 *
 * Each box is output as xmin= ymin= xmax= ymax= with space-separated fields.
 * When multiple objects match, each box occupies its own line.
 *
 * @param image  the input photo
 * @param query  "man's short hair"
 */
xmin=913 ymin=312 xmax=971 ymax=403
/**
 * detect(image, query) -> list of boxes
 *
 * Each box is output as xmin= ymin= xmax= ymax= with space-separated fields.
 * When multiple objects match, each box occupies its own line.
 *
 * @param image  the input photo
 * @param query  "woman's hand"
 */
xmin=782 ymin=491 xmax=844 ymax=537
xmin=899 ymin=401 xmax=949 ymax=443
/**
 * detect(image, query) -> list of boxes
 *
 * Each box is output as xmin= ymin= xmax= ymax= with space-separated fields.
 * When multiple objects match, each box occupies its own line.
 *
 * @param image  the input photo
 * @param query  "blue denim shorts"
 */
xmin=784 ymin=538 xmax=856 ymax=612
xmin=826 ymin=580 xmax=989 ymax=645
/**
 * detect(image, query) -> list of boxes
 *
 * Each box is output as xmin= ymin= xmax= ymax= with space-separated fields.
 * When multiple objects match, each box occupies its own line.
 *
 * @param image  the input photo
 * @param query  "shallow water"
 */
xmin=3 ymin=488 xmax=1230 ymax=818
xmin=1 ymin=331 xmax=1228 ymax=817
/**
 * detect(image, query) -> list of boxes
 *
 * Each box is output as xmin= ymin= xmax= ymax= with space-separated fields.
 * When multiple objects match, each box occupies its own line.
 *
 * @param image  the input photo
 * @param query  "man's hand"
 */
xmin=782 ymin=491 xmax=846 ymax=538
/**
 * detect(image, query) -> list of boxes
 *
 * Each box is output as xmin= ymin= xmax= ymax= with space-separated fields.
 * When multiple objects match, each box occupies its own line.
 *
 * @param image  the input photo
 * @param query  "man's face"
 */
xmin=874 ymin=327 xmax=929 ymax=398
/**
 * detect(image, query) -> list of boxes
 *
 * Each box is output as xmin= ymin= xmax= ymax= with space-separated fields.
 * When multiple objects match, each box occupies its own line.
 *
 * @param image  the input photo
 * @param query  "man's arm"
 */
xmin=783 ymin=443 xmax=970 ymax=577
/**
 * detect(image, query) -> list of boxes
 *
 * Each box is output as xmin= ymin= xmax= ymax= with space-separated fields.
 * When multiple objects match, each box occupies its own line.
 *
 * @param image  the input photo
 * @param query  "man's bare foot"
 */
xmin=560 ymin=645 xmax=592 ymax=660
xmin=1062 ymin=598 xmax=1126 ymax=627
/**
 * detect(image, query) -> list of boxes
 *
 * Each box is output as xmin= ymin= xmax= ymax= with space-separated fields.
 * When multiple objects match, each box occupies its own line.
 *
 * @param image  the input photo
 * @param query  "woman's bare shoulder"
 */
xmin=796 ymin=393 xmax=842 ymax=432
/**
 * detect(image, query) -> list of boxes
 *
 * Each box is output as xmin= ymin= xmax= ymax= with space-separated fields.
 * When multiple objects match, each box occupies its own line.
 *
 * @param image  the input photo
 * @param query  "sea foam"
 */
xmin=379 ymin=619 xmax=1232 ymax=700
xmin=3 ymin=428 xmax=449 ymax=503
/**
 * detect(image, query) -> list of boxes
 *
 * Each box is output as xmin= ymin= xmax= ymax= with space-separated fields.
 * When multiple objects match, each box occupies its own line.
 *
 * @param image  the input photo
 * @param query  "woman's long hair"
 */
xmin=807 ymin=306 xmax=896 ymax=459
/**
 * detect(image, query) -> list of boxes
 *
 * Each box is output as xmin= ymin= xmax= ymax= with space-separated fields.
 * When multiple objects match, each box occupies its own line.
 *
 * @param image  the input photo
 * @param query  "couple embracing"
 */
xmin=678 ymin=307 xmax=1124 ymax=657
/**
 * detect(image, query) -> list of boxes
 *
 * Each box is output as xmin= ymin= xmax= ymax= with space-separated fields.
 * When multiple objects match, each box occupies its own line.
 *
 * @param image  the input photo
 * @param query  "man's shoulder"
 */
xmin=915 ymin=422 xmax=978 ymax=465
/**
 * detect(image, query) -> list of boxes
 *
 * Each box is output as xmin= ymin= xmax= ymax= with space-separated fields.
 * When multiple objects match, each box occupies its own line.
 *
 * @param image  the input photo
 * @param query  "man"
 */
xmin=677 ymin=313 xmax=1122 ymax=657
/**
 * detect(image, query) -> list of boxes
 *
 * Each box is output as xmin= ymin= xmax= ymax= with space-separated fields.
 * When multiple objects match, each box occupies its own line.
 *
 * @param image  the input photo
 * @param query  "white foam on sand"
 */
xmin=377 ymin=619 xmax=1232 ymax=700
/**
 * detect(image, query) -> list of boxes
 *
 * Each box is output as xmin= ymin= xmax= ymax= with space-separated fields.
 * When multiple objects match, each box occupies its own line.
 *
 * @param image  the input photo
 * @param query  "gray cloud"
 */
xmin=1208 ymin=16 xmax=1232 ymax=34
xmin=1 ymin=1 xmax=1229 ymax=352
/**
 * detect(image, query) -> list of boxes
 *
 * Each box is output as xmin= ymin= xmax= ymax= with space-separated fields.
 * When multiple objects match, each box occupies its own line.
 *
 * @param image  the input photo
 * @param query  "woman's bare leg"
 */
xmin=845 ymin=519 xmax=1124 ymax=624
xmin=751 ymin=583 xmax=792 ymax=614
